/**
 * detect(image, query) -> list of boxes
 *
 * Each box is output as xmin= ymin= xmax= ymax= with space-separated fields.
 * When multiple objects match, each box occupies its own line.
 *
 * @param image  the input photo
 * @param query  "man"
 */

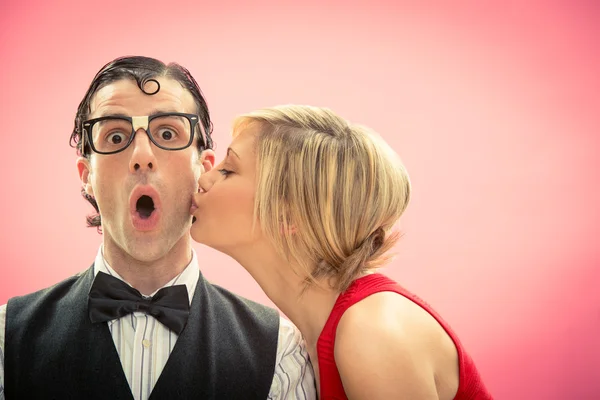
xmin=0 ymin=56 xmax=316 ymax=399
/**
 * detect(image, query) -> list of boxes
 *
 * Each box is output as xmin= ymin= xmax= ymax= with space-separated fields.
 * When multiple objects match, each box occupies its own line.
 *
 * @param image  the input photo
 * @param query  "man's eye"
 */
xmin=107 ymin=132 xmax=127 ymax=144
xmin=158 ymin=128 xmax=176 ymax=141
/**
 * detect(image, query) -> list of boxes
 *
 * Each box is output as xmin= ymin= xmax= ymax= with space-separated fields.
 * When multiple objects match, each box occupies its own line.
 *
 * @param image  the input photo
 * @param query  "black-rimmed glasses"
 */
xmin=82 ymin=112 xmax=207 ymax=155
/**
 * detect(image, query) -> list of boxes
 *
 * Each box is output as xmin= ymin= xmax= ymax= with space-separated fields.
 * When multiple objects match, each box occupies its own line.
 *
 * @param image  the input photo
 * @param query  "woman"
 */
xmin=190 ymin=105 xmax=492 ymax=399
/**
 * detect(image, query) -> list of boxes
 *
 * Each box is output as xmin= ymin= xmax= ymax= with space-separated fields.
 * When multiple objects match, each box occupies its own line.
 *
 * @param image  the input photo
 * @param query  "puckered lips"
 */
xmin=190 ymin=186 xmax=205 ymax=224
xmin=129 ymin=185 xmax=161 ymax=231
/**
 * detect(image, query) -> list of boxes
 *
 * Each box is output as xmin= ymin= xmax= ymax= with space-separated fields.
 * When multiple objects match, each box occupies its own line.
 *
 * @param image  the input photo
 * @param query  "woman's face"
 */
xmin=190 ymin=126 xmax=261 ymax=254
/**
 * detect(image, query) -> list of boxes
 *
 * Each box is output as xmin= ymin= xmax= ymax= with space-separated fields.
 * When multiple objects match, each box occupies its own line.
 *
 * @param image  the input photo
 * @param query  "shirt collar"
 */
xmin=92 ymin=245 xmax=199 ymax=305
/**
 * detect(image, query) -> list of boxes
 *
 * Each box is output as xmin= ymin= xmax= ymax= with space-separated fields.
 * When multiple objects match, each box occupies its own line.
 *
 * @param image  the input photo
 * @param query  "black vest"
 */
xmin=5 ymin=265 xmax=279 ymax=399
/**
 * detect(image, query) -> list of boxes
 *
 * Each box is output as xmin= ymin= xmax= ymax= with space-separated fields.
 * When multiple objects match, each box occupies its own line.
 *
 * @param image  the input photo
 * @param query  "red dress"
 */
xmin=316 ymin=273 xmax=493 ymax=399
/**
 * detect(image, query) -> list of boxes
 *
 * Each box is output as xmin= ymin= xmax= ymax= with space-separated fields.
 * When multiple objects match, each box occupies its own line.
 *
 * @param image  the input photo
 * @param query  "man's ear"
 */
xmin=76 ymin=157 xmax=94 ymax=196
xmin=200 ymin=149 xmax=215 ymax=173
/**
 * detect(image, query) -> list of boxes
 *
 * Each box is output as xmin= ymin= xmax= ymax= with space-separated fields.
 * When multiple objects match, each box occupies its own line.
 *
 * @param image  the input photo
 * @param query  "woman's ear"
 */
xmin=280 ymin=224 xmax=298 ymax=235
xmin=279 ymin=216 xmax=298 ymax=235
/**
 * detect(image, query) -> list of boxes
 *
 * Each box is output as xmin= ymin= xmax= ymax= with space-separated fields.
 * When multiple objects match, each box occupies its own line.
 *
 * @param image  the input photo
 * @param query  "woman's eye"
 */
xmin=218 ymin=169 xmax=233 ymax=177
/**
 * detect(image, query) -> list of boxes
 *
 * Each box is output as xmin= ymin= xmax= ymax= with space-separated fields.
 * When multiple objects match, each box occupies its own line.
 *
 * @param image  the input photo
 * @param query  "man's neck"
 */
xmin=102 ymin=236 xmax=194 ymax=296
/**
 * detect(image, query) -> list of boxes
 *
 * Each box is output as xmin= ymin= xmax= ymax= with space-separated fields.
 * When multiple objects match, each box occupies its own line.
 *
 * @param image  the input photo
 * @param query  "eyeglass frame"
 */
xmin=81 ymin=112 xmax=208 ymax=155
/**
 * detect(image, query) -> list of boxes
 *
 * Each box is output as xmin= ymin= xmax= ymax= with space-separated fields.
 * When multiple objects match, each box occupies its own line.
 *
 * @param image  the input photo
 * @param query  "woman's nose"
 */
xmin=198 ymin=169 xmax=215 ymax=192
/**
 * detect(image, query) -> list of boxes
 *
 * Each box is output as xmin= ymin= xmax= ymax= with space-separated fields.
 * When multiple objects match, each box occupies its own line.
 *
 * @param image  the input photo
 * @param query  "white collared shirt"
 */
xmin=0 ymin=246 xmax=316 ymax=400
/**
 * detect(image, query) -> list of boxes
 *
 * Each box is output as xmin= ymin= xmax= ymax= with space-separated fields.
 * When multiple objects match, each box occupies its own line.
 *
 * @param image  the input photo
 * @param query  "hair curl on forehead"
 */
xmin=138 ymin=78 xmax=160 ymax=95
xmin=70 ymin=55 xmax=214 ymax=157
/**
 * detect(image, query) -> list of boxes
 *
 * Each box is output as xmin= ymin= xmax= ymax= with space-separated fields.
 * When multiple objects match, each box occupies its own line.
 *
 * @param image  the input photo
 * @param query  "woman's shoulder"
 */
xmin=333 ymin=286 xmax=460 ymax=399
xmin=336 ymin=288 xmax=449 ymax=347
xmin=335 ymin=273 xmax=444 ymax=336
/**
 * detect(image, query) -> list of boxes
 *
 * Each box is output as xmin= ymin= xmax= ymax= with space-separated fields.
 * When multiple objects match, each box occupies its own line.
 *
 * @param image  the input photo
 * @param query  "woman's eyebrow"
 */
xmin=227 ymin=148 xmax=241 ymax=159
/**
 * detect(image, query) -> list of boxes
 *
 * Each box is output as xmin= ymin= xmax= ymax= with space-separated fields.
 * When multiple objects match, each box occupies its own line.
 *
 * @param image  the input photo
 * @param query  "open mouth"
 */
xmin=136 ymin=195 xmax=155 ymax=219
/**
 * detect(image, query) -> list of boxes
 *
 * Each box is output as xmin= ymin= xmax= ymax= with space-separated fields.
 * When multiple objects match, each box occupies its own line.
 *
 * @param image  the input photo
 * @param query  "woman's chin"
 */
xmin=189 ymin=226 xmax=207 ymax=246
xmin=190 ymin=232 xmax=227 ymax=253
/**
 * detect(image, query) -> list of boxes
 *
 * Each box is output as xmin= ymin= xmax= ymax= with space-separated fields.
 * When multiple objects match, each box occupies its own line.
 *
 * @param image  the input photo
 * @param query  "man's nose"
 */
xmin=129 ymin=129 xmax=157 ymax=173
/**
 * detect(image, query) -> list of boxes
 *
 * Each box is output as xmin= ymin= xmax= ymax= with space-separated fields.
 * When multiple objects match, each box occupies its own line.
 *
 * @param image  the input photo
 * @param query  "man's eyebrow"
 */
xmin=94 ymin=111 xmax=128 ymax=119
xmin=94 ymin=109 xmax=181 ymax=118
xmin=227 ymin=148 xmax=241 ymax=159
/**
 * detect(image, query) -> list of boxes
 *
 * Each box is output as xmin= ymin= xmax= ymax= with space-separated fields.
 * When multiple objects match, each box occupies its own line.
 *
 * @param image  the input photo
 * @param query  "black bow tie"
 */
xmin=88 ymin=271 xmax=190 ymax=334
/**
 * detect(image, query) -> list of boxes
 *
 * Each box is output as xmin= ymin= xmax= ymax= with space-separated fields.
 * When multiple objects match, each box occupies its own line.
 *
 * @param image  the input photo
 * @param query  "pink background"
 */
xmin=1 ymin=0 xmax=598 ymax=398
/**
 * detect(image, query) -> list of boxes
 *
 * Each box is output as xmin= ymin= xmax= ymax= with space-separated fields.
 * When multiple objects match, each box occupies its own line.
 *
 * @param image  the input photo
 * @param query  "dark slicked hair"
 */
xmin=69 ymin=56 xmax=214 ymax=230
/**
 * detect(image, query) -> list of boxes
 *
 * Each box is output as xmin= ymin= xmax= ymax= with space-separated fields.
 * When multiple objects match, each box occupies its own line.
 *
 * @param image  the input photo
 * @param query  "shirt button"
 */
xmin=142 ymin=339 xmax=151 ymax=348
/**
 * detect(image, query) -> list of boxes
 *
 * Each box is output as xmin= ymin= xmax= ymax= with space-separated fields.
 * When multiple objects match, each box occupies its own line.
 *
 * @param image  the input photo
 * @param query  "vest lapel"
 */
xmin=149 ymin=273 xmax=213 ymax=398
xmin=75 ymin=266 xmax=135 ymax=399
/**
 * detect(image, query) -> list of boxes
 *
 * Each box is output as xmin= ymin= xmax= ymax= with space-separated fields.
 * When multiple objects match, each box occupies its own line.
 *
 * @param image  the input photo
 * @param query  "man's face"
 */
xmin=77 ymin=77 xmax=214 ymax=263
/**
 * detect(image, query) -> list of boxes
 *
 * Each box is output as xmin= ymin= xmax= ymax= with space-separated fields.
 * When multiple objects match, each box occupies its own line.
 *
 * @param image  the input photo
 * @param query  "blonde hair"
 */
xmin=233 ymin=105 xmax=411 ymax=292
